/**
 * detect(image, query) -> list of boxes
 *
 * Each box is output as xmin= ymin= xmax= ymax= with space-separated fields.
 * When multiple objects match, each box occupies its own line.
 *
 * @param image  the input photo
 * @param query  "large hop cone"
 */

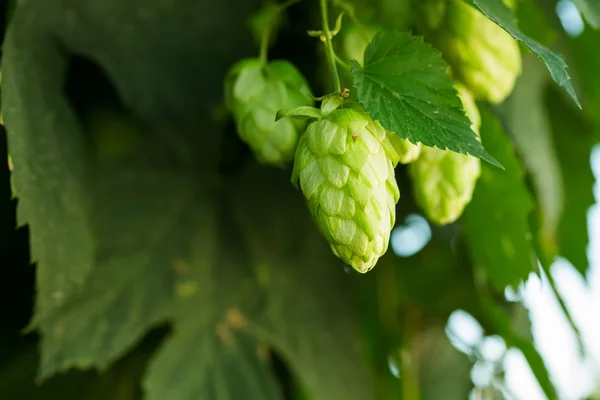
xmin=426 ymin=0 xmax=521 ymax=104
xmin=409 ymin=84 xmax=482 ymax=225
xmin=292 ymin=102 xmax=402 ymax=273
xmin=224 ymin=58 xmax=313 ymax=166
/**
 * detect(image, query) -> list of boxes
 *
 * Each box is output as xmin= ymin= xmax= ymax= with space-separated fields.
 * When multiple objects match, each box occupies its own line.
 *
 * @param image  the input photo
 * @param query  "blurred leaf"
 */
xmin=463 ymin=107 xmax=536 ymax=290
xmin=470 ymin=0 xmax=580 ymax=107
xmin=351 ymin=31 xmax=500 ymax=167
xmin=2 ymin=0 xmax=263 ymax=315
xmin=30 ymin=165 xmax=215 ymax=376
xmin=144 ymin=326 xmax=284 ymax=400
xmin=546 ymin=86 xmax=595 ymax=276
xmin=515 ymin=0 xmax=558 ymax=45
xmin=0 ymin=329 xmax=162 ymax=400
xmin=571 ymin=29 xmax=600 ymax=141
xmin=571 ymin=0 xmax=600 ymax=29
xmin=498 ymin=54 xmax=564 ymax=262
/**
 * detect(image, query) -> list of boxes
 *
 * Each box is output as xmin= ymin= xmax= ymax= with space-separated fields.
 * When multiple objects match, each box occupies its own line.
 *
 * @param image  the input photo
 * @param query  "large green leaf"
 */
xmin=463 ymin=107 xmax=535 ymax=290
xmin=350 ymin=31 xmax=500 ymax=167
xmin=546 ymin=86 xmax=595 ymax=277
xmin=498 ymin=54 xmax=564 ymax=262
xmin=469 ymin=0 xmax=580 ymax=107
xmin=571 ymin=0 xmax=600 ymax=29
xmin=30 ymin=164 xmax=213 ymax=376
xmin=2 ymin=13 xmax=95 ymax=313
xmin=2 ymin=0 xmax=262 ymax=314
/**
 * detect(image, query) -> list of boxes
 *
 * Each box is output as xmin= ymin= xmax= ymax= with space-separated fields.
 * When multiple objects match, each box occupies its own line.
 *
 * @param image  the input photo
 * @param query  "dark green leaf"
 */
xmin=2 ymin=16 xmax=95 ymax=313
xmin=144 ymin=327 xmax=283 ymax=400
xmin=546 ymin=86 xmax=595 ymax=276
xmin=497 ymin=54 xmax=564 ymax=262
xmin=350 ymin=31 xmax=501 ymax=167
xmin=31 ymin=165 xmax=217 ymax=376
xmin=571 ymin=0 xmax=600 ymax=29
xmin=470 ymin=0 xmax=581 ymax=107
xmin=572 ymin=29 xmax=600 ymax=141
xmin=463 ymin=107 xmax=536 ymax=290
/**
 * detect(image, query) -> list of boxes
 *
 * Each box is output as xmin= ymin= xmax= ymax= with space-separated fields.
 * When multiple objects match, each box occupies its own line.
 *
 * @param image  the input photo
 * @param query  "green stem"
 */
xmin=259 ymin=0 xmax=302 ymax=64
xmin=259 ymin=23 xmax=272 ymax=64
xmin=334 ymin=54 xmax=351 ymax=72
xmin=320 ymin=0 xmax=341 ymax=93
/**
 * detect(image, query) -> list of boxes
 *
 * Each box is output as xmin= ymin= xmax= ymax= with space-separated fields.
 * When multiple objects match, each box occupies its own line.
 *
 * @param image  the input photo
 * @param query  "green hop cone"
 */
xmin=225 ymin=58 xmax=313 ymax=166
xmin=291 ymin=98 xmax=402 ymax=273
xmin=426 ymin=0 xmax=521 ymax=104
xmin=409 ymin=84 xmax=482 ymax=225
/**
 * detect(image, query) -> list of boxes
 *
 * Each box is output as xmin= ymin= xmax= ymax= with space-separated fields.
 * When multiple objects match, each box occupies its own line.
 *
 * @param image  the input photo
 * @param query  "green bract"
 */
xmin=409 ymin=84 xmax=482 ymax=225
xmin=291 ymin=99 xmax=402 ymax=273
xmin=426 ymin=0 xmax=522 ymax=104
xmin=225 ymin=58 xmax=313 ymax=166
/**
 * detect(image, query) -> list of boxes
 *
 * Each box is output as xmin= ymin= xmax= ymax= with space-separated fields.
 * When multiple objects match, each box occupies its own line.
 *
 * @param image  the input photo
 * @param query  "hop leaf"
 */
xmin=291 ymin=100 xmax=401 ymax=273
xmin=225 ymin=58 xmax=313 ymax=166
xmin=409 ymin=84 xmax=482 ymax=225
xmin=426 ymin=0 xmax=522 ymax=104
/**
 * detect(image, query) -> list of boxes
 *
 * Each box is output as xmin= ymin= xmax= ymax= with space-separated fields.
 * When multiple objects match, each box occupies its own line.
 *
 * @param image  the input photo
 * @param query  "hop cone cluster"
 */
xmin=225 ymin=58 xmax=313 ymax=166
xmin=425 ymin=0 xmax=521 ymax=104
xmin=291 ymin=100 xmax=403 ymax=273
xmin=409 ymin=84 xmax=482 ymax=225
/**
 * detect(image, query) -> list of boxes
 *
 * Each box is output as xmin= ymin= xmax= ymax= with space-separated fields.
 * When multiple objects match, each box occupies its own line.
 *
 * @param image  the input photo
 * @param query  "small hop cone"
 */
xmin=409 ymin=84 xmax=482 ymax=225
xmin=224 ymin=58 xmax=313 ymax=166
xmin=388 ymin=133 xmax=422 ymax=164
xmin=428 ymin=0 xmax=521 ymax=104
xmin=292 ymin=102 xmax=401 ymax=273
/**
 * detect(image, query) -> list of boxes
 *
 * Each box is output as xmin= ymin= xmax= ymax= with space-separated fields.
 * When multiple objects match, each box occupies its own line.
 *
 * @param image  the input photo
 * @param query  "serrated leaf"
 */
xmin=463 ymin=107 xmax=535 ymax=290
xmin=350 ymin=31 xmax=501 ymax=168
xmin=469 ymin=0 xmax=581 ymax=107
xmin=498 ymin=54 xmax=564 ymax=262
xmin=31 ymin=165 xmax=216 ymax=376
xmin=546 ymin=86 xmax=595 ymax=277
xmin=2 ymin=18 xmax=95 ymax=312
xmin=571 ymin=0 xmax=600 ymax=29
xmin=2 ymin=0 xmax=263 ymax=316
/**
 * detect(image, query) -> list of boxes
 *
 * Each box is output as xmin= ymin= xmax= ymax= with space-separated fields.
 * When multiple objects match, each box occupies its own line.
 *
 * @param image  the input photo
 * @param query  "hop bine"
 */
xmin=290 ymin=95 xmax=409 ymax=273
xmin=224 ymin=58 xmax=313 ymax=166
xmin=409 ymin=84 xmax=482 ymax=225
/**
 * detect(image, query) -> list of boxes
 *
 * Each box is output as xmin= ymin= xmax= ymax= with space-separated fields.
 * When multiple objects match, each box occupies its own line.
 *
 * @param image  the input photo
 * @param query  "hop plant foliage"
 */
xmin=291 ymin=98 xmax=403 ymax=273
xmin=423 ymin=0 xmax=522 ymax=104
xmin=409 ymin=84 xmax=482 ymax=225
xmin=224 ymin=58 xmax=313 ymax=166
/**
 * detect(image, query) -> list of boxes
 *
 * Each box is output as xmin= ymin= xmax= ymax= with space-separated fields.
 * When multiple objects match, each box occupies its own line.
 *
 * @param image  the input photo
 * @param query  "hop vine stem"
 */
xmin=320 ymin=0 xmax=341 ymax=93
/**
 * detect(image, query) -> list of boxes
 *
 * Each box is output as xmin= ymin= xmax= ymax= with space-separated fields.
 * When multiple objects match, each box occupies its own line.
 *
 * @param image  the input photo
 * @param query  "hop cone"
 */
xmin=409 ymin=84 xmax=482 ymax=225
xmin=292 ymin=102 xmax=402 ymax=273
xmin=225 ymin=58 xmax=313 ymax=166
xmin=428 ymin=0 xmax=521 ymax=104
